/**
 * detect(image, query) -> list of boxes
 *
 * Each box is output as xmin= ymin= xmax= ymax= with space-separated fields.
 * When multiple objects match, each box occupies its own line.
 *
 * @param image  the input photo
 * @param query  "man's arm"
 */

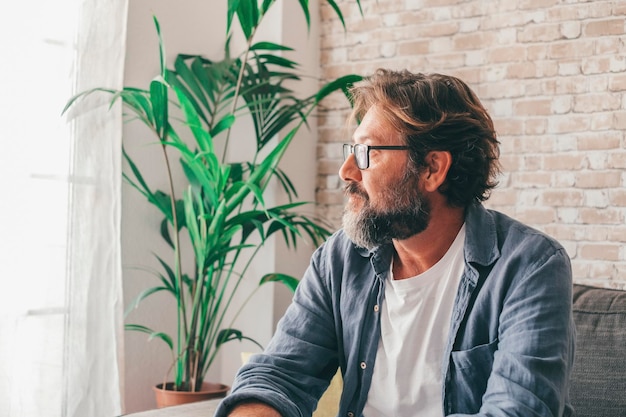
xmin=213 ymin=237 xmax=342 ymax=417
xmin=227 ymin=402 xmax=281 ymax=417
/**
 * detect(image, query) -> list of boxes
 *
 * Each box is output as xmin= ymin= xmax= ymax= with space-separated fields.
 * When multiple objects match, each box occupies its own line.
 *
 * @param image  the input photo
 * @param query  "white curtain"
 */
xmin=0 ymin=1 xmax=128 ymax=416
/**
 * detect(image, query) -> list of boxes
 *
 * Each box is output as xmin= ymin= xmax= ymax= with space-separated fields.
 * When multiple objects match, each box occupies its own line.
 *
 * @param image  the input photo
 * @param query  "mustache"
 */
xmin=344 ymin=182 xmax=368 ymax=199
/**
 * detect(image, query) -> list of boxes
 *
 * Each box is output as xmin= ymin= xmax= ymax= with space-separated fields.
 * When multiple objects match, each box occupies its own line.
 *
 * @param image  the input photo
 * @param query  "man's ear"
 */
xmin=422 ymin=151 xmax=452 ymax=192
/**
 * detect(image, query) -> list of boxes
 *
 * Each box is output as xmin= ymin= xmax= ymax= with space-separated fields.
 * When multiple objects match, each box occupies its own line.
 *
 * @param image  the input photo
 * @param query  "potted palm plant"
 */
xmin=64 ymin=0 xmax=362 ymax=407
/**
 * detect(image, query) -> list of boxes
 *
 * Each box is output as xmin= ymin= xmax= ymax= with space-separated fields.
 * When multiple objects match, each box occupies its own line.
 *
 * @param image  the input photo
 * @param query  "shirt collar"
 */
xmin=464 ymin=203 xmax=500 ymax=268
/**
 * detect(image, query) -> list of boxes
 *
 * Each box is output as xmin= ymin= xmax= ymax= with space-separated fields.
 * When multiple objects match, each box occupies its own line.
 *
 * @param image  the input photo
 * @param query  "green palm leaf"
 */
xmin=63 ymin=0 xmax=363 ymax=392
xmin=259 ymin=273 xmax=299 ymax=293
xmin=125 ymin=324 xmax=174 ymax=351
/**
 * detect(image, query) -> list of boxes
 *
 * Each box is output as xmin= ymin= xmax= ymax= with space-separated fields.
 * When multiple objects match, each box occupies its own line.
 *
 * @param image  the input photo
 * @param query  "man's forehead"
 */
xmin=352 ymin=109 xmax=401 ymax=145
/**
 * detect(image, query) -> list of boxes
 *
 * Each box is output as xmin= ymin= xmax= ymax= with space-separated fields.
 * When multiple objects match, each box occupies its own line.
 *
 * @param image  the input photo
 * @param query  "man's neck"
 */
xmin=391 ymin=205 xmax=465 ymax=280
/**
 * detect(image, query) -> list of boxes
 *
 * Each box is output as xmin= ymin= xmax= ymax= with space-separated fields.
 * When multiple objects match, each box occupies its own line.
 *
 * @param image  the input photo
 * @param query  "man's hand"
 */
xmin=228 ymin=402 xmax=282 ymax=417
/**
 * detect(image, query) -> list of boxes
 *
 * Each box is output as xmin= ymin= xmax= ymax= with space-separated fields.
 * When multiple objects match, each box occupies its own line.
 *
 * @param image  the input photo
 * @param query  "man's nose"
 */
xmin=339 ymin=153 xmax=362 ymax=183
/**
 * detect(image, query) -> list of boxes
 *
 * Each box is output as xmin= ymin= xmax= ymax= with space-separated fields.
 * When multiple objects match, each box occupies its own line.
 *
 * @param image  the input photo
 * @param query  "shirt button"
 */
xmin=373 ymin=304 xmax=379 ymax=312
xmin=360 ymin=361 xmax=367 ymax=369
xmin=348 ymin=413 xmax=355 ymax=417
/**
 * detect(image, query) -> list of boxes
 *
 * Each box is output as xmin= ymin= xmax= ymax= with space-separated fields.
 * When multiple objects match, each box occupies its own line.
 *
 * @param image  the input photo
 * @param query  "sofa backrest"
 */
xmin=570 ymin=284 xmax=626 ymax=417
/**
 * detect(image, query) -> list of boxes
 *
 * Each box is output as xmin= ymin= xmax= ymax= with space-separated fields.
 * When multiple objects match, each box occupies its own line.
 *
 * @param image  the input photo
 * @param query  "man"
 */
xmin=215 ymin=69 xmax=575 ymax=417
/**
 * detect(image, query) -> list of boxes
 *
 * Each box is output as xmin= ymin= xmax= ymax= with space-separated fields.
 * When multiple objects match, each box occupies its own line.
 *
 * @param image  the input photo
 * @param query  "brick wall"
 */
xmin=316 ymin=0 xmax=626 ymax=289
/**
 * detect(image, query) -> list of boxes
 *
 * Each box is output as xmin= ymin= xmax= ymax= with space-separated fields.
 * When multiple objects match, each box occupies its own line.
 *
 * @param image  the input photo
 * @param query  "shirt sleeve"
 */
xmin=214 ymin=243 xmax=340 ymax=417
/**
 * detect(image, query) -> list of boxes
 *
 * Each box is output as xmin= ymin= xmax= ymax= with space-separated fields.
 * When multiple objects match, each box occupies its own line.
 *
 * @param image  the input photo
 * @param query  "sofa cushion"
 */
xmin=570 ymin=284 xmax=626 ymax=417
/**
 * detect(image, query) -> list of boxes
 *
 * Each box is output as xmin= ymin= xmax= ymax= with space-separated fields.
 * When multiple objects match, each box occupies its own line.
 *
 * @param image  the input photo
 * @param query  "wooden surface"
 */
xmin=122 ymin=398 xmax=222 ymax=417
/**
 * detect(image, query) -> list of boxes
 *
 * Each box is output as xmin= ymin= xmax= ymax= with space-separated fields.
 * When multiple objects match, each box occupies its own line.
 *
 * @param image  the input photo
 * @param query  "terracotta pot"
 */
xmin=153 ymin=382 xmax=229 ymax=408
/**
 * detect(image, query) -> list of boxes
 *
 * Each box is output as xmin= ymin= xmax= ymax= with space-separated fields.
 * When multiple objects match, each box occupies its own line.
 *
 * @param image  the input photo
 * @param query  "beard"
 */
xmin=342 ymin=172 xmax=431 ymax=250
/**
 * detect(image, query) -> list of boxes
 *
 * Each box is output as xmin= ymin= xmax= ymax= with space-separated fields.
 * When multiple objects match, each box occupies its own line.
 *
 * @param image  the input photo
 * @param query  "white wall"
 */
xmin=121 ymin=0 xmax=320 ymax=413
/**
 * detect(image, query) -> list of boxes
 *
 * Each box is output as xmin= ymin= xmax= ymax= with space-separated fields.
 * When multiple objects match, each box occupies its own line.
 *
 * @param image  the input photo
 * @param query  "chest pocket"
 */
xmin=448 ymin=339 xmax=498 ymax=414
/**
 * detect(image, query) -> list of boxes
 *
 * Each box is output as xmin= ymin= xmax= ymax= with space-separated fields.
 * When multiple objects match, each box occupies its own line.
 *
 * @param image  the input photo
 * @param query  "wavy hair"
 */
xmin=348 ymin=68 xmax=501 ymax=208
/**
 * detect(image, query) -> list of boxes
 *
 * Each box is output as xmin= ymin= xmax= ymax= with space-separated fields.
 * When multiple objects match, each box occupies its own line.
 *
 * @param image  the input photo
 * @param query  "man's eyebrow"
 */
xmin=352 ymin=133 xmax=373 ymax=144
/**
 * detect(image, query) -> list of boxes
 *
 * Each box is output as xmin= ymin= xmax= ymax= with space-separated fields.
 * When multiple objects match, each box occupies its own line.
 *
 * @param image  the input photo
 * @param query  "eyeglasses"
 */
xmin=342 ymin=143 xmax=409 ymax=170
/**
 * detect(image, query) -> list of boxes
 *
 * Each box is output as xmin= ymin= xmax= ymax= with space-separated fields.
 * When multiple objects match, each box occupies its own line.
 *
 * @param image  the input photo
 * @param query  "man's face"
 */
xmin=339 ymin=105 xmax=431 ymax=249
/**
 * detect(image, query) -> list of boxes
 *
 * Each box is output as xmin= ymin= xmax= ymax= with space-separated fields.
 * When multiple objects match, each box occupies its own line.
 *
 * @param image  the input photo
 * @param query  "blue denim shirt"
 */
xmin=215 ymin=204 xmax=576 ymax=417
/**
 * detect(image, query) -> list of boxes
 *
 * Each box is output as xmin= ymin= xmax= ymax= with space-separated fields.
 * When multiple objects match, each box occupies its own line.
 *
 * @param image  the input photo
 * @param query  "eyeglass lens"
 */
xmin=343 ymin=144 xmax=368 ymax=169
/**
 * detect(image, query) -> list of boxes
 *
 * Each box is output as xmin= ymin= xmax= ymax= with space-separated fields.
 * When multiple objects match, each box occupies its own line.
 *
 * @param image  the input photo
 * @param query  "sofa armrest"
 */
xmin=570 ymin=284 xmax=626 ymax=417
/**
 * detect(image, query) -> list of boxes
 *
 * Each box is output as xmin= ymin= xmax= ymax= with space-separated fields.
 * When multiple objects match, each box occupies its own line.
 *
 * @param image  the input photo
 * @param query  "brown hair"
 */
xmin=349 ymin=68 xmax=501 ymax=207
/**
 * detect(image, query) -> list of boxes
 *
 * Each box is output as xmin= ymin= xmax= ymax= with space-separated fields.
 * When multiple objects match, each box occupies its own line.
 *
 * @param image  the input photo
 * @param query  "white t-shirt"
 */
xmin=362 ymin=224 xmax=466 ymax=417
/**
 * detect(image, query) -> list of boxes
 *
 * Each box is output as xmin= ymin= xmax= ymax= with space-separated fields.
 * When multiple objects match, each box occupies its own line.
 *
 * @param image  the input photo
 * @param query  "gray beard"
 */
xmin=342 ymin=180 xmax=431 ymax=250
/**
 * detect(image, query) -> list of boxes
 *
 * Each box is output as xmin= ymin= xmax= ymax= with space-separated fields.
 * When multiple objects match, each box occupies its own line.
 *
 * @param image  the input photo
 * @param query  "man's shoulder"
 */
xmin=488 ymin=208 xmax=563 ymax=248
xmin=465 ymin=204 xmax=568 ymax=266
xmin=466 ymin=206 xmax=572 ymax=294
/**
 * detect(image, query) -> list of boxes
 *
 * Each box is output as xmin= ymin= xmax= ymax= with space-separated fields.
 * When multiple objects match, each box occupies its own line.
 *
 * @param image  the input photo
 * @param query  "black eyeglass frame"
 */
xmin=342 ymin=143 xmax=409 ymax=169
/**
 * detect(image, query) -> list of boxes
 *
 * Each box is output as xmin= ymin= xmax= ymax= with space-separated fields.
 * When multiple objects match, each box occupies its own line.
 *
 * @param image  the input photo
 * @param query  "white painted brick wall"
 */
xmin=316 ymin=0 xmax=626 ymax=289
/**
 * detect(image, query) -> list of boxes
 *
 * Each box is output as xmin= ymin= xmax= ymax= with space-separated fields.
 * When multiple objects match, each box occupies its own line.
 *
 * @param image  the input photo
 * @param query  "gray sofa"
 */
xmin=570 ymin=284 xmax=626 ymax=417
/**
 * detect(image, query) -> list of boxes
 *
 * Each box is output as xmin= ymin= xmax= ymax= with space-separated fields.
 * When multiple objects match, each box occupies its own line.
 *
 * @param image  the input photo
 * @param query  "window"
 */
xmin=0 ymin=1 xmax=127 ymax=416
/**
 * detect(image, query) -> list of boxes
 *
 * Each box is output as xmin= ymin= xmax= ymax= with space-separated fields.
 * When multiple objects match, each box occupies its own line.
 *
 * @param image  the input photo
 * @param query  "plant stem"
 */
xmin=221 ymin=23 xmax=259 ymax=163
xmin=159 ymin=140 xmax=189 ymax=387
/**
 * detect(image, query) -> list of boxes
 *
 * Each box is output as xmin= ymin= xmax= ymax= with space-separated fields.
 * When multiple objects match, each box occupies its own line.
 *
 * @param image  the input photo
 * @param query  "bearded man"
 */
xmin=215 ymin=69 xmax=575 ymax=417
